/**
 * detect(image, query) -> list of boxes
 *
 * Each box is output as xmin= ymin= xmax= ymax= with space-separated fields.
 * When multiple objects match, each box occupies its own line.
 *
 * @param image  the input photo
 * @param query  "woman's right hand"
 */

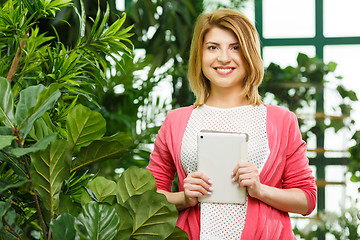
xmin=183 ymin=171 xmax=213 ymax=208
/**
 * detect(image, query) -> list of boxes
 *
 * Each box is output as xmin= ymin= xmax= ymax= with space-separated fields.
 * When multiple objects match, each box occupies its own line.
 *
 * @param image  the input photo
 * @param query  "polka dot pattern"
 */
xmin=180 ymin=104 xmax=270 ymax=239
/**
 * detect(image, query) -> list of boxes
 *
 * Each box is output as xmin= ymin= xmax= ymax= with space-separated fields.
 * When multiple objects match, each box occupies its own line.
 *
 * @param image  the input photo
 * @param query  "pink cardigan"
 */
xmin=147 ymin=104 xmax=317 ymax=240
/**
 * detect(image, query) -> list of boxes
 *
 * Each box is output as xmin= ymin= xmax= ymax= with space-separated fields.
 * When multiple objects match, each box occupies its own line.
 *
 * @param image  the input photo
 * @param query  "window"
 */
xmin=255 ymin=1 xmax=360 ymax=239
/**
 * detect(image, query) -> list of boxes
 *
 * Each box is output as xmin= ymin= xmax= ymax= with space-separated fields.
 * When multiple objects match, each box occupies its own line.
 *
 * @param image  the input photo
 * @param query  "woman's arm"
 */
xmin=232 ymin=161 xmax=309 ymax=215
xmin=158 ymin=172 xmax=213 ymax=211
xmin=158 ymin=191 xmax=188 ymax=211
xmin=255 ymin=185 xmax=308 ymax=214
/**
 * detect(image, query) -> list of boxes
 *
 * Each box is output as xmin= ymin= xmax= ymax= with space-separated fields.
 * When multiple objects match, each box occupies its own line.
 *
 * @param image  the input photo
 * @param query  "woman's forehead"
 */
xmin=203 ymin=27 xmax=238 ymax=44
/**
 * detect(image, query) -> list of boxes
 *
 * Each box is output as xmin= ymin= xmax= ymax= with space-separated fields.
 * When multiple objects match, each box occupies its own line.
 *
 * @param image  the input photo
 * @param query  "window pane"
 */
xmin=263 ymin=0 xmax=315 ymax=38
xmin=324 ymin=0 xmax=360 ymax=37
xmin=324 ymin=45 xmax=360 ymax=129
xmin=325 ymin=166 xmax=347 ymax=214
xmin=325 ymin=166 xmax=360 ymax=213
xmin=263 ymin=46 xmax=316 ymax=67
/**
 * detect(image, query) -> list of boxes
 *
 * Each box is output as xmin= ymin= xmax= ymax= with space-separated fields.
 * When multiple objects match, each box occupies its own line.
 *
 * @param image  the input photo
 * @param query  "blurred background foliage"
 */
xmin=1 ymin=0 xmax=360 ymax=238
xmin=28 ymin=0 xmax=251 ymax=176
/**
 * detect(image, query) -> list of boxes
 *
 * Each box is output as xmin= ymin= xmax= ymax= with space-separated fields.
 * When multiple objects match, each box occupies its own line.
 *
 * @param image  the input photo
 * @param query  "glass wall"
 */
xmin=256 ymin=0 xmax=360 ymax=239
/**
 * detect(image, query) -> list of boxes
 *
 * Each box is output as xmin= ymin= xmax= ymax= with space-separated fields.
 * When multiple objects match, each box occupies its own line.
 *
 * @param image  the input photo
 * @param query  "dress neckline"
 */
xmin=201 ymin=104 xmax=256 ymax=110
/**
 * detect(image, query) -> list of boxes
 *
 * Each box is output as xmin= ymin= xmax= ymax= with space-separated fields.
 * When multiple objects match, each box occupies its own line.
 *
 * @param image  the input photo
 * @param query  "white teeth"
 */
xmin=216 ymin=68 xmax=232 ymax=73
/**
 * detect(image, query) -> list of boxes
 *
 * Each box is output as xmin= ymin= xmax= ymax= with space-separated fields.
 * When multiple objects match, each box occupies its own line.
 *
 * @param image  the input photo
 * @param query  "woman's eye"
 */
xmin=208 ymin=46 xmax=217 ymax=50
xmin=233 ymin=46 xmax=240 ymax=50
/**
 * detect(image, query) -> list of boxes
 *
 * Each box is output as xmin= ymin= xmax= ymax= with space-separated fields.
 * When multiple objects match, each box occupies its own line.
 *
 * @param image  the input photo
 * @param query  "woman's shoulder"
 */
xmin=263 ymin=104 xmax=297 ymax=121
xmin=166 ymin=105 xmax=196 ymax=119
xmin=161 ymin=105 xmax=196 ymax=130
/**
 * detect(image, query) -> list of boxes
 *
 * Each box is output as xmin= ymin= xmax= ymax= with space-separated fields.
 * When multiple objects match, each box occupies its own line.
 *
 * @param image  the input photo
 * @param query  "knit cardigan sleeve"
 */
xmin=241 ymin=105 xmax=317 ymax=239
xmin=146 ymin=106 xmax=200 ymax=240
xmin=282 ymin=109 xmax=317 ymax=215
xmin=147 ymin=113 xmax=176 ymax=192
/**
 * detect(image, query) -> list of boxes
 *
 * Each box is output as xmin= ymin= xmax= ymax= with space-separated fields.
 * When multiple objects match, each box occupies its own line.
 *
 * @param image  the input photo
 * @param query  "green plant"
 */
xmin=349 ymin=131 xmax=360 ymax=183
xmin=293 ymin=199 xmax=360 ymax=240
xmin=261 ymin=53 xmax=358 ymax=140
xmin=79 ymin=167 xmax=187 ymax=240
xmin=0 ymin=0 xmax=188 ymax=239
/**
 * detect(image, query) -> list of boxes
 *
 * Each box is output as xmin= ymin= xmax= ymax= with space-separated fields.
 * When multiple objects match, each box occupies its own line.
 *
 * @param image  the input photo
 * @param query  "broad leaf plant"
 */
xmin=0 ymin=0 xmax=187 ymax=239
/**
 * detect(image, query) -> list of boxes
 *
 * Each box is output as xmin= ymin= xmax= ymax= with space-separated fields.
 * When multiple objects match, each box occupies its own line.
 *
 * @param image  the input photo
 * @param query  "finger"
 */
xmin=238 ymin=179 xmax=253 ymax=188
xmin=184 ymin=184 xmax=213 ymax=197
xmin=233 ymin=163 xmax=258 ymax=182
xmin=187 ymin=172 xmax=213 ymax=190
xmin=237 ymin=173 xmax=260 ymax=190
xmin=232 ymin=161 xmax=251 ymax=179
xmin=184 ymin=175 xmax=213 ymax=196
xmin=185 ymin=188 xmax=210 ymax=198
xmin=184 ymin=179 xmax=213 ymax=195
xmin=185 ymin=175 xmax=212 ymax=188
xmin=184 ymin=182 xmax=212 ymax=198
xmin=189 ymin=171 xmax=212 ymax=184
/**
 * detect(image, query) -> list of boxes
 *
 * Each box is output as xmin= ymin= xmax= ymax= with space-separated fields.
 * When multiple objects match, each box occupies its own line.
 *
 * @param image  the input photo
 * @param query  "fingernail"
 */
xmin=231 ymin=172 xmax=234 ymax=176
xmin=208 ymin=179 xmax=213 ymax=184
xmin=237 ymin=183 xmax=240 ymax=188
xmin=232 ymin=178 xmax=235 ymax=182
xmin=207 ymin=192 xmax=212 ymax=195
xmin=209 ymin=187 xmax=213 ymax=192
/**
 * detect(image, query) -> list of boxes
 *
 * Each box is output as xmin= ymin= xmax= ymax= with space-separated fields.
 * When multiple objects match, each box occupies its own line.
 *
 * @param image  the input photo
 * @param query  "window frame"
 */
xmin=255 ymin=1 xmax=359 ymax=238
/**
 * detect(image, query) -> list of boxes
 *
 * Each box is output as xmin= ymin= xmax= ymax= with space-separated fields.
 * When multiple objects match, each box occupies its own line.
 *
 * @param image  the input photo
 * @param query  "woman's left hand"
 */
xmin=232 ymin=161 xmax=262 ymax=199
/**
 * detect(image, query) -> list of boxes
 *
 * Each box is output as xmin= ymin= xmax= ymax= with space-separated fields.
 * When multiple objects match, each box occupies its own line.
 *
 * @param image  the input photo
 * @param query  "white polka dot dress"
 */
xmin=181 ymin=104 xmax=270 ymax=239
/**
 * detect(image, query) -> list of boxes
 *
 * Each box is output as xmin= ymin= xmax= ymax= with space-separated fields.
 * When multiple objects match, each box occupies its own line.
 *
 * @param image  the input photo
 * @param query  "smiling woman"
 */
xmin=188 ymin=9 xmax=264 ymax=108
xmin=146 ymin=8 xmax=316 ymax=240
xmin=201 ymin=27 xmax=248 ymax=107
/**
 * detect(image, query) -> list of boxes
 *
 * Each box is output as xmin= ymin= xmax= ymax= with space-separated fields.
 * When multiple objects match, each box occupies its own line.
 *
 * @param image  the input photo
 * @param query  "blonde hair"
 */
xmin=188 ymin=8 xmax=264 ymax=106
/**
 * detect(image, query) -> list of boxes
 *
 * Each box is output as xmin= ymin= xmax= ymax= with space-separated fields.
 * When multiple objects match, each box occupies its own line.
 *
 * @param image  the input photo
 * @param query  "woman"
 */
xmin=147 ymin=8 xmax=317 ymax=240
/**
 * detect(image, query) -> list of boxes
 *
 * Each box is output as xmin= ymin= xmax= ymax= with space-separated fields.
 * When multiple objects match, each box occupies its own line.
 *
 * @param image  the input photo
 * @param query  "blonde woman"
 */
xmin=147 ymin=8 xmax=316 ymax=240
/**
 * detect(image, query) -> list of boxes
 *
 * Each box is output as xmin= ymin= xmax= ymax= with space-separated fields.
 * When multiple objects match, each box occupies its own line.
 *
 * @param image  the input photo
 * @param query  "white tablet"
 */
xmin=197 ymin=130 xmax=248 ymax=204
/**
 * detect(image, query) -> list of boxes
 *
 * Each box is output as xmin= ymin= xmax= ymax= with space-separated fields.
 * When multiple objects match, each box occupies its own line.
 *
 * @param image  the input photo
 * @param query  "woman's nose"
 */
xmin=217 ymin=50 xmax=231 ymax=63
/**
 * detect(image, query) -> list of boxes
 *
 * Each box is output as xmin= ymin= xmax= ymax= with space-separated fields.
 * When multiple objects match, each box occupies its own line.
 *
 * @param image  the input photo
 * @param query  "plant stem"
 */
xmin=7 ymin=35 xmax=28 ymax=83
xmin=23 ymin=156 xmax=48 ymax=240
xmin=47 ymin=216 xmax=53 ymax=240
xmin=2 ymin=216 xmax=23 ymax=240
xmin=47 ymin=228 xmax=52 ymax=240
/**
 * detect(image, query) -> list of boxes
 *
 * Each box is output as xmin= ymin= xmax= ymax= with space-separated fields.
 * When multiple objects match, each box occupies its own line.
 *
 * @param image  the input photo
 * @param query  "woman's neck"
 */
xmin=205 ymin=90 xmax=249 ymax=108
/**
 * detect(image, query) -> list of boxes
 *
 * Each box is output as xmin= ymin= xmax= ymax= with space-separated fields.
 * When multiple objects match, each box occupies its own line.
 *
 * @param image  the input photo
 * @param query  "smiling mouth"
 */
xmin=215 ymin=68 xmax=234 ymax=74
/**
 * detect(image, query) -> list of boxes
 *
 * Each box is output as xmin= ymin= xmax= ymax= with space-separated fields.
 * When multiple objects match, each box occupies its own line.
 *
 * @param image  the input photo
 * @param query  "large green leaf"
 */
xmin=166 ymin=227 xmax=189 ymax=240
xmin=30 ymin=139 xmax=71 ymax=213
xmin=0 ymin=126 xmax=13 ymax=135
xmin=113 ymin=204 xmax=133 ymax=240
xmin=50 ymin=213 xmax=77 ymax=240
xmin=116 ymin=166 xmax=156 ymax=204
xmin=29 ymin=113 xmax=56 ymax=141
xmin=0 ymin=135 xmax=17 ymax=150
xmin=125 ymin=191 xmax=178 ymax=240
xmin=10 ymin=132 xmax=58 ymax=157
xmin=66 ymin=104 xmax=106 ymax=153
xmin=81 ymin=176 xmax=116 ymax=205
xmin=17 ymin=84 xmax=61 ymax=139
xmin=58 ymin=193 xmax=82 ymax=216
xmin=0 ymin=126 xmax=16 ymax=150
xmin=0 ymin=77 xmax=15 ymax=128
xmin=76 ymin=202 xmax=120 ymax=240
xmin=15 ymin=84 xmax=46 ymax=128
xmin=71 ymin=134 xmax=130 ymax=172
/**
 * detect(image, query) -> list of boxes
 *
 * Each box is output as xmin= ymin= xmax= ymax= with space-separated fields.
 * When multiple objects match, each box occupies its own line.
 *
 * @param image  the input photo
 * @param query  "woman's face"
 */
xmin=202 ymin=26 xmax=247 ymax=94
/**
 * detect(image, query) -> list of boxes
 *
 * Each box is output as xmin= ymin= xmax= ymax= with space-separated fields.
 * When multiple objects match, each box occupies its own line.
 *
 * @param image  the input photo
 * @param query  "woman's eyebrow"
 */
xmin=204 ymin=41 xmax=239 ymax=46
